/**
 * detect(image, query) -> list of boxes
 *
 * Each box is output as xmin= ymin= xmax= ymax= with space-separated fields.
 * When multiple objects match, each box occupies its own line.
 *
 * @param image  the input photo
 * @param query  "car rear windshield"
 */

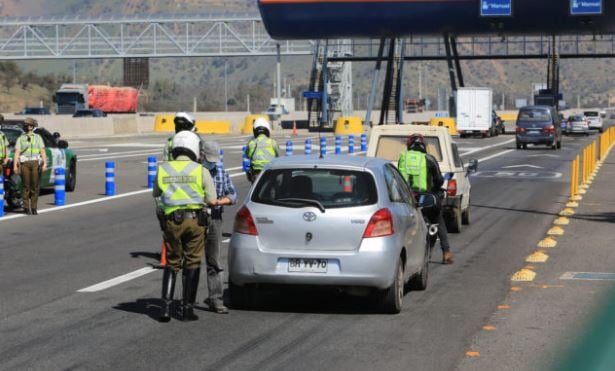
xmin=518 ymin=108 xmax=551 ymax=122
xmin=584 ymin=111 xmax=599 ymax=117
xmin=569 ymin=116 xmax=584 ymax=121
xmin=252 ymin=168 xmax=377 ymax=209
xmin=375 ymin=135 xmax=442 ymax=162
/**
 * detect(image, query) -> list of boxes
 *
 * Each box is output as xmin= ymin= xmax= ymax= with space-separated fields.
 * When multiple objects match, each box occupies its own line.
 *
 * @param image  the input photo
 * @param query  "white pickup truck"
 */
xmin=366 ymin=125 xmax=478 ymax=233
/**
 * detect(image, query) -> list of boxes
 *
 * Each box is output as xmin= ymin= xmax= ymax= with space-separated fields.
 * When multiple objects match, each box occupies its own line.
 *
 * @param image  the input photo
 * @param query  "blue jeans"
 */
xmin=205 ymin=219 xmax=224 ymax=303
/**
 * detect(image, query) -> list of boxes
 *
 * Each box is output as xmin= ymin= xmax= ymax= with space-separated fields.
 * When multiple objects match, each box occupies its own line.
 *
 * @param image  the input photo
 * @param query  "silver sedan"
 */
xmin=228 ymin=155 xmax=434 ymax=313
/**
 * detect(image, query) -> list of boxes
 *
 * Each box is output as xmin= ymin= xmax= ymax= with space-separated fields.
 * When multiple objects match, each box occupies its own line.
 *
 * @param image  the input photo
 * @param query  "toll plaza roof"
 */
xmin=258 ymin=0 xmax=614 ymax=39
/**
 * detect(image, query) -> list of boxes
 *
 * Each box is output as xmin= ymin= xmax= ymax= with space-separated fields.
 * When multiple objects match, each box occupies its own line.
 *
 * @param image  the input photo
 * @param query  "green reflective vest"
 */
xmin=156 ymin=161 xmax=205 ymax=215
xmin=18 ymin=134 xmax=43 ymax=161
xmin=0 ymin=132 xmax=6 ymax=159
xmin=398 ymin=150 xmax=428 ymax=192
xmin=247 ymin=135 xmax=277 ymax=171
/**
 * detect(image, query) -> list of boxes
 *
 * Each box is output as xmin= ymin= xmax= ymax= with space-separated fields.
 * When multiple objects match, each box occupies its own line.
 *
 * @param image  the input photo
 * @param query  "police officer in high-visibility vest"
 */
xmin=246 ymin=117 xmax=279 ymax=183
xmin=398 ymin=134 xmax=453 ymax=264
xmin=162 ymin=112 xmax=204 ymax=161
xmin=13 ymin=118 xmax=47 ymax=215
xmin=153 ymin=131 xmax=217 ymax=322
xmin=0 ymin=114 xmax=9 ymax=173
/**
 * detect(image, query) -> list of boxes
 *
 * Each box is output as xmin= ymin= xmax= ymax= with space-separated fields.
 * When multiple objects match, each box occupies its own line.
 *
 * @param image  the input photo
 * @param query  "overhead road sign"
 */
xmin=303 ymin=91 xmax=323 ymax=99
xmin=480 ymin=0 xmax=513 ymax=17
xmin=571 ymin=0 xmax=603 ymax=15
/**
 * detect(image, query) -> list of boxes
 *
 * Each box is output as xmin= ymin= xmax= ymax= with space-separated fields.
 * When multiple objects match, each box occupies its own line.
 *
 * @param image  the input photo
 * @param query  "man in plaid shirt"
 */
xmin=201 ymin=140 xmax=237 ymax=314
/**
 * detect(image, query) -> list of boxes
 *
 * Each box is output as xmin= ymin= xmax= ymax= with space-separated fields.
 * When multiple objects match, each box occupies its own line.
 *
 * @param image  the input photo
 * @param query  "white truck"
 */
xmin=456 ymin=87 xmax=495 ymax=138
xmin=366 ymin=125 xmax=478 ymax=233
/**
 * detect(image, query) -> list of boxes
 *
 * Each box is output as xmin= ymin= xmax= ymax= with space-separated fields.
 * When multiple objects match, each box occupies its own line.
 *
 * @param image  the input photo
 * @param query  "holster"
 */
xmin=197 ymin=210 xmax=210 ymax=227
xmin=156 ymin=208 xmax=166 ymax=231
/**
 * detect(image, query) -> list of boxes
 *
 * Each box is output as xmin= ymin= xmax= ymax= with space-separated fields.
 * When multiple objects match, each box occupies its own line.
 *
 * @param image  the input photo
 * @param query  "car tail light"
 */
xmin=543 ymin=125 xmax=555 ymax=134
xmin=363 ymin=208 xmax=394 ymax=238
xmin=447 ymin=179 xmax=457 ymax=197
xmin=233 ymin=206 xmax=258 ymax=235
xmin=516 ymin=127 xmax=525 ymax=133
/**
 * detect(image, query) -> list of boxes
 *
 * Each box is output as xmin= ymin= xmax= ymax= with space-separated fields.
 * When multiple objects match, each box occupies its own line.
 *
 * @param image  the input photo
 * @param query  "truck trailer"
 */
xmin=54 ymin=84 xmax=138 ymax=114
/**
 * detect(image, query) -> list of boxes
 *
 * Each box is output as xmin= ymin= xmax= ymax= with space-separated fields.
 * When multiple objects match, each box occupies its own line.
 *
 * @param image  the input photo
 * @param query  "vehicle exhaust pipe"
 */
xmin=428 ymin=224 xmax=439 ymax=236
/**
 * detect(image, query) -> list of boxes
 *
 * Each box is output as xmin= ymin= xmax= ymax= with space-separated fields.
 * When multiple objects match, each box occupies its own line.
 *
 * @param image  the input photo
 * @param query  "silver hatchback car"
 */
xmin=229 ymin=155 xmax=434 ymax=313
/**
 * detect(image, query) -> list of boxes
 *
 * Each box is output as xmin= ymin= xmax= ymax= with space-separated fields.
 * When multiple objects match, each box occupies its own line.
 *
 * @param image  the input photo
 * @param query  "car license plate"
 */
xmin=527 ymin=130 xmax=540 ymax=135
xmin=288 ymin=258 xmax=328 ymax=273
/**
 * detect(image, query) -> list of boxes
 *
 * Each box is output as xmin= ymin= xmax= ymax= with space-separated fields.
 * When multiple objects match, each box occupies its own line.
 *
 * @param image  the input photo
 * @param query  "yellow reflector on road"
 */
xmin=538 ymin=237 xmax=557 ymax=248
xmin=554 ymin=217 xmax=570 ymax=225
xmin=560 ymin=208 xmax=575 ymax=216
xmin=547 ymin=226 xmax=565 ymax=236
xmin=526 ymin=251 xmax=549 ymax=263
xmin=512 ymin=269 xmax=536 ymax=282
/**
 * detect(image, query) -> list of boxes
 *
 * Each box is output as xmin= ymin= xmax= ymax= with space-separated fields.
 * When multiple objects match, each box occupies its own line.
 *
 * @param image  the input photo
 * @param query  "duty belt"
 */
xmin=167 ymin=209 xmax=200 ymax=220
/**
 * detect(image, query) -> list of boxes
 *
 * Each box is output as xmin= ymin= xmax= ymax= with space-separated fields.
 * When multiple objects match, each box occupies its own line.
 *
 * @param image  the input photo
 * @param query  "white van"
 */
xmin=456 ymin=87 xmax=495 ymax=138
xmin=366 ymin=125 xmax=478 ymax=233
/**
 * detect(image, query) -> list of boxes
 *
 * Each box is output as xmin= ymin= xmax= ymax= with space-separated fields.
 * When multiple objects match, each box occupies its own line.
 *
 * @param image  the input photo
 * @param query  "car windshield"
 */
xmin=252 ymin=168 xmax=377 ymax=209
xmin=584 ymin=111 xmax=599 ymax=117
xmin=56 ymin=93 xmax=81 ymax=105
xmin=0 ymin=128 xmax=22 ymax=145
xmin=375 ymin=135 xmax=442 ymax=162
xmin=518 ymin=109 xmax=551 ymax=122
xmin=569 ymin=116 xmax=584 ymax=121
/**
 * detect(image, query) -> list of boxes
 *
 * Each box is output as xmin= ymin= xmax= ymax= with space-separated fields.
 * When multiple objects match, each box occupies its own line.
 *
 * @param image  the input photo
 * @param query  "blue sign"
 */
xmin=480 ymin=0 xmax=512 ymax=16
xmin=571 ymin=0 xmax=602 ymax=15
xmin=303 ymin=91 xmax=323 ymax=99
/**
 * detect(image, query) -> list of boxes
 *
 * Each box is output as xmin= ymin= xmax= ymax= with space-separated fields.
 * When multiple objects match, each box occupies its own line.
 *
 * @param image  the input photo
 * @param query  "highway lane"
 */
xmin=0 ymin=129 xmax=607 ymax=370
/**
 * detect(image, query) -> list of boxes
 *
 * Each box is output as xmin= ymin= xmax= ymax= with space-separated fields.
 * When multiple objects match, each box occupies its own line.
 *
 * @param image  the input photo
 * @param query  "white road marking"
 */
xmin=77 ymin=267 xmax=157 ymax=293
xmin=80 ymin=151 xmax=161 ymax=162
xmin=503 ymin=164 xmax=544 ymax=169
xmin=476 ymin=149 xmax=515 ymax=163
xmin=222 ymin=238 xmax=230 ymax=243
xmin=78 ymin=148 xmax=160 ymax=158
xmin=461 ymin=139 xmax=515 ymax=157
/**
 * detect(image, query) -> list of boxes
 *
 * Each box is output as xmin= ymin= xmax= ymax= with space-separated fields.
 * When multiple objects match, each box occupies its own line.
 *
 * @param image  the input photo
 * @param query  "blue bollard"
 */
xmin=219 ymin=149 xmax=224 ymax=164
xmin=348 ymin=135 xmax=355 ymax=154
xmin=0 ymin=175 xmax=4 ymax=217
xmin=286 ymin=140 xmax=293 ymax=156
xmin=320 ymin=137 xmax=327 ymax=157
xmin=147 ymin=156 xmax=156 ymax=189
xmin=105 ymin=161 xmax=115 ymax=196
xmin=335 ymin=136 xmax=342 ymax=154
xmin=54 ymin=168 xmax=65 ymax=206
xmin=242 ymin=145 xmax=250 ymax=172
xmin=361 ymin=134 xmax=367 ymax=152
xmin=305 ymin=139 xmax=312 ymax=155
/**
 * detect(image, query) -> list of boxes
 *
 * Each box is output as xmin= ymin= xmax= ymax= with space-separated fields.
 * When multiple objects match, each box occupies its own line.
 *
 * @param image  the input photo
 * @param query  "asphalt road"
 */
xmin=0 ymin=127 xmax=611 ymax=370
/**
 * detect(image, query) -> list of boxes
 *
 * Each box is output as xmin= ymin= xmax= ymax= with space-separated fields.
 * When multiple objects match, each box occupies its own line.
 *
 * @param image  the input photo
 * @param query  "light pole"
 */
xmin=224 ymin=60 xmax=228 ymax=112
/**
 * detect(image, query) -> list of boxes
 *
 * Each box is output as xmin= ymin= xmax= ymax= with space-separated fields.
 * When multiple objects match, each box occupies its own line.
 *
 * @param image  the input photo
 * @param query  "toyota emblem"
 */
xmin=303 ymin=212 xmax=317 ymax=222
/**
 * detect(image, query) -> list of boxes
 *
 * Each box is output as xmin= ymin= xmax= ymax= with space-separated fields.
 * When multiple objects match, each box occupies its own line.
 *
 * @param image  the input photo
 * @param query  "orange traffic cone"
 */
xmin=343 ymin=176 xmax=352 ymax=192
xmin=159 ymin=241 xmax=167 ymax=267
xmin=292 ymin=121 xmax=297 ymax=136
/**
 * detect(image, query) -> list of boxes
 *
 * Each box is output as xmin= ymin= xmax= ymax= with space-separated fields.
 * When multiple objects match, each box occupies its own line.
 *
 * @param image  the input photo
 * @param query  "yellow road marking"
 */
xmin=565 ymin=201 xmax=579 ymax=208
xmin=497 ymin=305 xmax=511 ymax=310
xmin=483 ymin=325 xmax=496 ymax=331
xmin=571 ymin=195 xmax=583 ymax=201
xmin=560 ymin=208 xmax=575 ymax=216
xmin=547 ymin=226 xmax=565 ymax=236
xmin=554 ymin=217 xmax=570 ymax=225
xmin=466 ymin=351 xmax=480 ymax=357
xmin=578 ymin=188 xmax=587 ymax=194
xmin=511 ymin=286 xmax=522 ymax=292
xmin=526 ymin=251 xmax=549 ymax=263
xmin=538 ymin=237 xmax=557 ymax=248
xmin=511 ymin=269 xmax=536 ymax=282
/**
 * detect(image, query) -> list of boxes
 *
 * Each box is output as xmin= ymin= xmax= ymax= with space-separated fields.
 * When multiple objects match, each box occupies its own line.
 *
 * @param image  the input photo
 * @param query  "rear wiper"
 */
xmin=277 ymin=198 xmax=326 ymax=213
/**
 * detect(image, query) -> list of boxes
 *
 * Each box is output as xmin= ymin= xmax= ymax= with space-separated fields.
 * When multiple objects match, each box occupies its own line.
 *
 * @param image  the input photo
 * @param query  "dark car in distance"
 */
xmin=73 ymin=108 xmax=106 ymax=118
xmin=515 ymin=105 xmax=562 ymax=150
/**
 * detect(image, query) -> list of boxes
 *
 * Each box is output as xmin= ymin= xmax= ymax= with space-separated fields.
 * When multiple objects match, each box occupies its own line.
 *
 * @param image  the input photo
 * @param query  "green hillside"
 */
xmin=3 ymin=1 xmax=614 ymax=111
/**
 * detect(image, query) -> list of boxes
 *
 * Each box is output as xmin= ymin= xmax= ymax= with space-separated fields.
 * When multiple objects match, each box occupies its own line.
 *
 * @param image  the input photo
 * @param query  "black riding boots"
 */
xmin=181 ymin=268 xmax=200 ymax=321
xmin=159 ymin=267 xmax=177 ymax=323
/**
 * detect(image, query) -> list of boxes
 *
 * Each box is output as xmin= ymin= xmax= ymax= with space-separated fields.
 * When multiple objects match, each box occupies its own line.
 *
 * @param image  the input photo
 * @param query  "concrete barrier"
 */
xmin=429 ymin=117 xmax=458 ymax=136
xmin=334 ymin=117 xmax=364 ymax=135
xmin=196 ymin=120 xmax=231 ymax=134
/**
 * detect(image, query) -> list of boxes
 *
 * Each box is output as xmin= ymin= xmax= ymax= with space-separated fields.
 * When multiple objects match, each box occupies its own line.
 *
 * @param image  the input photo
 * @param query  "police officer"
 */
xmin=0 ymin=114 xmax=8 ymax=173
xmin=245 ymin=117 xmax=279 ymax=183
xmin=163 ymin=112 xmax=201 ymax=161
xmin=153 ymin=131 xmax=218 ymax=322
xmin=398 ymin=134 xmax=453 ymax=264
xmin=201 ymin=140 xmax=237 ymax=314
xmin=13 ymin=118 xmax=47 ymax=215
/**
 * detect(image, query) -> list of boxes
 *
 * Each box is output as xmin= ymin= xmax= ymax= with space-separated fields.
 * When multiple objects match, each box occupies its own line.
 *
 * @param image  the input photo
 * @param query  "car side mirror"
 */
xmin=468 ymin=159 xmax=478 ymax=173
xmin=58 ymin=140 xmax=68 ymax=149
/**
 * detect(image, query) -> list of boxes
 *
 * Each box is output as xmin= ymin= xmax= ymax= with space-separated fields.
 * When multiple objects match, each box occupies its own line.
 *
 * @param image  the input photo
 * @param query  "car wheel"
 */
xmin=557 ymin=140 xmax=562 ymax=150
xmin=66 ymin=160 xmax=77 ymax=192
xmin=516 ymin=142 xmax=522 ymax=149
xmin=501 ymin=127 xmax=505 ymax=135
xmin=381 ymin=257 xmax=404 ymax=314
xmin=447 ymin=208 xmax=462 ymax=233
xmin=408 ymin=241 xmax=430 ymax=291
xmin=522 ymin=144 xmax=527 ymax=150
xmin=462 ymin=203 xmax=471 ymax=225
xmin=229 ymin=280 xmax=257 ymax=309
xmin=460 ymin=134 xmax=466 ymax=139
xmin=551 ymin=142 xmax=557 ymax=150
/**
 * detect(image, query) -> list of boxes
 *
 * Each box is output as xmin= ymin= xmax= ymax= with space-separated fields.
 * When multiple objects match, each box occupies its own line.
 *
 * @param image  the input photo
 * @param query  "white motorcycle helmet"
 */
xmin=171 ymin=131 xmax=201 ymax=161
xmin=253 ymin=117 xmax=271 ymax=137
xmin=173 ymin=112 xmax=196 ymax=133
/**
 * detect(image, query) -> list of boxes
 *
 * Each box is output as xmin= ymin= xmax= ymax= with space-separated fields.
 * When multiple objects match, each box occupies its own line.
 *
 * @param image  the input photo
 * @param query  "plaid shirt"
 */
xmin=209 ymin=165 xmax=237 ymax=220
